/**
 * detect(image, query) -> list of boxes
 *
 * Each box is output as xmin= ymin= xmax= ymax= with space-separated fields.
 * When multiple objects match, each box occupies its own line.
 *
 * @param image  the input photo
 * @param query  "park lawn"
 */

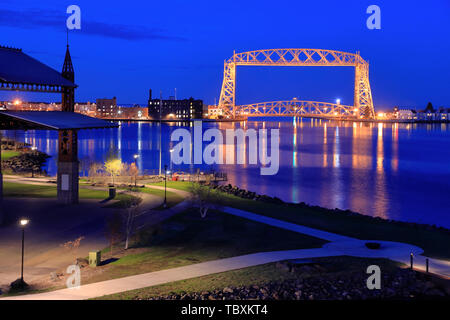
xmin=147 ymin=181 xmax=450 ymax=260
xmin=96 ymin=256 xmax=403 ymax=300
xmin=140 ymin=187 xmax=184 ymax=209
xmin=73 ymin=207 xmax=326 ymax=287
xmin=149 ymin=180 xmax=192 ymax=192
xmin=1 ymin=150 xmax=20 ymax=160
xmin=3 ymin=181 xmax=117 ymax=200
xmin=114 ymin=186 xmax=185 ymax=209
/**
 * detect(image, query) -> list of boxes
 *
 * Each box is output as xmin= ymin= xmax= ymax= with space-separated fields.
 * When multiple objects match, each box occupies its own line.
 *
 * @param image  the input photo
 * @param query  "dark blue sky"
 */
xmin=1 ymin=0 xmax=449 ymax=110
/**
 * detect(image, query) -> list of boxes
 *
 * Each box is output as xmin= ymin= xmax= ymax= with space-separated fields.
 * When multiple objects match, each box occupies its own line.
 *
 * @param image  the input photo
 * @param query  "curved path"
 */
xmin=0 ymin=177 xmax=166 ymax=292
xmin=3 ymin=197 xmax=449 ymax=300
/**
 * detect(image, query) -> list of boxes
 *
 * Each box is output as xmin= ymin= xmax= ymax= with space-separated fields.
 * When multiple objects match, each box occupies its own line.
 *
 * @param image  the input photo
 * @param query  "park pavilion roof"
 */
xmin=0 ymin=111 xmax=118 ymax=130
xmin=0 ymin=46 xmax=76 ymax=89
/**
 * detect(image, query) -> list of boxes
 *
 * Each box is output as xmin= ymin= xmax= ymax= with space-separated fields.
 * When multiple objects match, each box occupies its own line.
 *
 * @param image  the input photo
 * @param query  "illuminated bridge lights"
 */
xmin=218 ymin=48 xmax=375 ymax=119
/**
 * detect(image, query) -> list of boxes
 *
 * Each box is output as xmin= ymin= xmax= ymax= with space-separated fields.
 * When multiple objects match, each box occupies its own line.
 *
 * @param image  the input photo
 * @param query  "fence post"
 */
xmin=410 ymin=253 xmax=414 ymax=270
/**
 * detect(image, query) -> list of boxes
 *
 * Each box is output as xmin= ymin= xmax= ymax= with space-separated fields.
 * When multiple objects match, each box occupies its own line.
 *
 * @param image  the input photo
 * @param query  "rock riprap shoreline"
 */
xmin=142 ymin=263 xmax=449 ymax=300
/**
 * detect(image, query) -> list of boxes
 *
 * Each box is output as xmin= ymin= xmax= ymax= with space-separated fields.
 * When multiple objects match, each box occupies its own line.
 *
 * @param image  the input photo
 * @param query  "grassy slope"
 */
xmin=74 ymin=208 xmax=326 ymax=286
xmin=3 ymin=181 xmax=108 ymax=199
xmin=1 ymin=150 xmax=20 ymax=160
xmin=149 ymin=181 xmax=450 ymax=260
xmin=97 ymin=257 xmax=402 ymax=300
xmin=131 ymin=187 xmax=184 ymax=209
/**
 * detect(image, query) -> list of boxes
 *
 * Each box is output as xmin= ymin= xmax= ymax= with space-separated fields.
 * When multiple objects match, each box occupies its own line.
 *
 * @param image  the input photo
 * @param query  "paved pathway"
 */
xmin=0 ymin=177 xmax=166 ymax=293
xmin=223 ymin=207 xmax=450 ymax=278
xmin=3 ymin=201 xmax=449 ymax=300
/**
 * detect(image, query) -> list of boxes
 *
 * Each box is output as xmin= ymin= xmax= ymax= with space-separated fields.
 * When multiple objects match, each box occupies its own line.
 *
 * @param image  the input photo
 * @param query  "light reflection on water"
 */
xmin=3 ymin=118 xmax=450 ymax=228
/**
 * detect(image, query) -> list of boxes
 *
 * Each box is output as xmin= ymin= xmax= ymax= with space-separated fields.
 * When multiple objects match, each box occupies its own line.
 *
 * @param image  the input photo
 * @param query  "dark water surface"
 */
xmin=3 ymin=118 xmax=450 ymax=228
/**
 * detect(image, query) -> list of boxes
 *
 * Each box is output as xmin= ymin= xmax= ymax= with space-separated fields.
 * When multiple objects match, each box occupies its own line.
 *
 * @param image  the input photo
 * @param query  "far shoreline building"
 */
xmin=147 ymin=89 xmax=203 ymax=120
xmin=96 ymin=97 xmax=117 ymax=118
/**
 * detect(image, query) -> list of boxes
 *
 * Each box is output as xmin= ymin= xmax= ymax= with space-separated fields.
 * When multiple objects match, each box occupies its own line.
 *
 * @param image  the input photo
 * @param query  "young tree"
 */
xmin=122 ymin=195 xmax=143 ymax=250
xmin=79 ymin=157 xmax=93 ymax=177
xmin=60 ymin=236 xmax=85 ymax=264
xmin=129 ymin=162 xmax=139 ymax=187
xmin=88 ymin=162 xmax=103 ymax=181
xmin=188 ymin=183 xmax=222 ymax=218
xmin=104 ymin=158 xmax=122 ymax=186
xmin=105 ymin=212 xmax=123 ymax=257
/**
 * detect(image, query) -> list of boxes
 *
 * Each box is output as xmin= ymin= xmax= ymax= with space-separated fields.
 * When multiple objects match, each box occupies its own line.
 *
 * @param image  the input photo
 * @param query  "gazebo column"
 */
xmin=57 ymin=129 xmax=79 ymax=204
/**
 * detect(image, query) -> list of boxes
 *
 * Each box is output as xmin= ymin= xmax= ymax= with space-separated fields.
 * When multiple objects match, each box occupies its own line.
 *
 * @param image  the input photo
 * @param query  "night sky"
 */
xmin=1 ymin=0 xmax=449 ymax=110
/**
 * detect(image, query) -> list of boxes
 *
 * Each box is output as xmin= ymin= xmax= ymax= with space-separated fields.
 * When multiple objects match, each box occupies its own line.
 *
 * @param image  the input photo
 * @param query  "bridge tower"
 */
xmin=354 ymin=52 xmax=375 ymax=118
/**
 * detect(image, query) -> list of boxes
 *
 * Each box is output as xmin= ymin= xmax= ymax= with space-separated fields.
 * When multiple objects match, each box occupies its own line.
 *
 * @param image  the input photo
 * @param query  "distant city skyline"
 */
xmin=0 ymin=0 xmax=449 ymax=110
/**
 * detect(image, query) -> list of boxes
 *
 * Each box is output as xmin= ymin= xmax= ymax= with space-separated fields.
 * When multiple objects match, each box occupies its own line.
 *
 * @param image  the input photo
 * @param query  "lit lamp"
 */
xmin=19 ymin=218 xmax=30 ymax=287
xmin=133 ymin=154 xmax=139 ymax=186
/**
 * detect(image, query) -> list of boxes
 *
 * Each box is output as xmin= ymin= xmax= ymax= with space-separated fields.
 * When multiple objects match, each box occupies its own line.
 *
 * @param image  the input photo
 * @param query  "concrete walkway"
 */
xmin=223 ymin=207 xmax=450 ymax=278
xmin=3 ymin=201 xmax=449 ymax=300
xmin=0 ymin=177 xmax=166 ymax=292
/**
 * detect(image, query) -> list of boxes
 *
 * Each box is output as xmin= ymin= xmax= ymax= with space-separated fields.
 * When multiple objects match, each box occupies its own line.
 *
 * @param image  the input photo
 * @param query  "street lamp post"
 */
xmin=169 ymin=149 xmax=174 ymax=172
xmin=133 ymin=154 xmax=139 ymax=187
xmin=164 ymin=164 xmax=167 ymax=208
xmin=159 ymin=91 xmax=163 ymax=176
xmin=31 ymin=146 xmax=37 ymax=178
xmin=19 ymin=218 xmax=29 ymax=284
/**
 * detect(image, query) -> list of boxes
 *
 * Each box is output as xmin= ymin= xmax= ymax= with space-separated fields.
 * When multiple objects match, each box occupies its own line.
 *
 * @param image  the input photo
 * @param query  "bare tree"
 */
xmin=129 ymin=163 xmax=139 ymax=187
xmin=60 ymin=236 xmax=85 ymax=263
xmin=88 ymin=162 xmax=103 ymax=181
xmin=79 ymin=157 xmax=94 ymax=177
xmin=122 ymin=195 xmax=143 ymax=250
xmin=105 ymin=212 xmax=123 ymax=257
xmin=188 ymin=183 xmax=222 ymax=218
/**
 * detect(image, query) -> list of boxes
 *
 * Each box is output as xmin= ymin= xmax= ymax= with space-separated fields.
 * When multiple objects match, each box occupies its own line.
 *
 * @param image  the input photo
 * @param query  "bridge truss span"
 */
xmin=218 ymin=48 xmax=375 ymax=119
xmin=238 ymin=100 xmax=356 ymax=118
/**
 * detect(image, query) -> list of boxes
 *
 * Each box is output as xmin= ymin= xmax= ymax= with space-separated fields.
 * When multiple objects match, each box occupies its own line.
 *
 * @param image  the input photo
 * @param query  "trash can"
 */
xmin=109 ymin=187 xmax=116 ymax=199
xmin=89 ymin=251 xmax=101 ymax=267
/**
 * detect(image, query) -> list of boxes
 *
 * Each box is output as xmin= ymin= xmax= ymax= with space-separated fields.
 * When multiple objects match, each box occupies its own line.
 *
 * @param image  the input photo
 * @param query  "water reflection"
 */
xmin=3 ymin=118 xmax=450 ymax=227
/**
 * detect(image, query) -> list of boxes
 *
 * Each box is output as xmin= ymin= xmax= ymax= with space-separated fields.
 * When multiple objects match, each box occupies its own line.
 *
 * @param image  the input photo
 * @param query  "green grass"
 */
xmin=3 ymin=180 xmax=183 ymax=211
xmin=115 ymin=186 xmax=184 ymax=209
xmin=1 ymin=150 xmax=20 ymax=160
xmin=141 ymin=188 xmax=184 ymax=209
xmin=3 ymin=181 xmax=57 ymax=197
xmin=4 ymin=181 xmax=110 ymax=200
xmin=96 ymin=257 xmax=403 ymax=300
xmin=146 ymin=181 xmax=450 ymax=260
xmin=4 ymin=181 xmax=145 ymax=210
xmin=75 ymin=207 xmax=326 ymax=286
xmin=98 ymin=263 xmax=298 ymax=300
xmin=148 ymin=180 xmax=192 ymax=192
xmin=102 ymin=192 xmax=143 ymax=208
